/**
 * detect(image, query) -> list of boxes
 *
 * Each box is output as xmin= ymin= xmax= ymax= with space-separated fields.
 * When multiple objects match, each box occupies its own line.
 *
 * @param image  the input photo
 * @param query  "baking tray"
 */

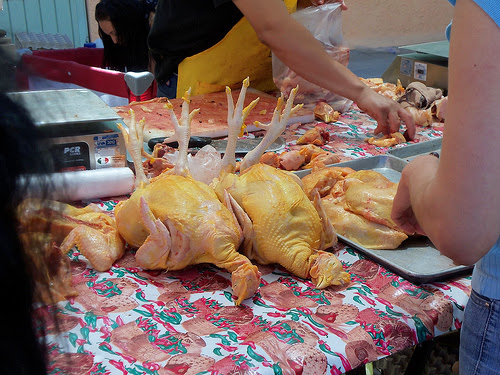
xmin=296 ymin=154 xmax=472 ymax=284
xmin=7 ymin=89 xmax=121 ymax=126
xmin=387 ymin=138 xmax=442 ymax=162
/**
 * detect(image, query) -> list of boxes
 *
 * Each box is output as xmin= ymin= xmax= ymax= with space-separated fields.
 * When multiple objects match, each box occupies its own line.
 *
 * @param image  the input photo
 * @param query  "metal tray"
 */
xmin=7 ymin=89 xmax=121 ymax=126
xmin=297 ymin=154 xmax=472 ymax=284
xmin=387 ymin=138 xmax=442 ymax=162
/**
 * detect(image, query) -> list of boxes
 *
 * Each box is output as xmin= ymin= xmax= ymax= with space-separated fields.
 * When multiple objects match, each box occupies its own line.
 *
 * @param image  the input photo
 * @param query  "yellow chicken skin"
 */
xmin=215 ymin=163 xmax=350 ymax=288
xmin=114 ymin=173 xmax=261 ymax=305
xmin=343 ymin=181 xmax=404 ymax=232
xmin=301 ymin=166 xmax=356 ymax=199
xmin=305 ymin=168 xmax=410 ymax=249
xmin=321 ymin=195 xmax=408 ymax=250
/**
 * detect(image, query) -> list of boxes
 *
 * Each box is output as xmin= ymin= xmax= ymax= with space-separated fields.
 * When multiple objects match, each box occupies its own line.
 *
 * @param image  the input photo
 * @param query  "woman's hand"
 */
xmin=310 ymin=0 xmax=347 ymax=10
xmin=355 ymin=86 xmax=416 ymax=140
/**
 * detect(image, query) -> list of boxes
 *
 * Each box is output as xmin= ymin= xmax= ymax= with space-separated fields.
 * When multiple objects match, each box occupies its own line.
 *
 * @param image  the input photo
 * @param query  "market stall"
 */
xmin=35 ymin=97 xmax=469 ymax=375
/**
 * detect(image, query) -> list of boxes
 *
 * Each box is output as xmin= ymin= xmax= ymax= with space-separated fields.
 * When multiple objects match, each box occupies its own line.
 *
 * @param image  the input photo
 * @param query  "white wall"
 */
xmin=341 ymin=0 xmax=454 ymax=48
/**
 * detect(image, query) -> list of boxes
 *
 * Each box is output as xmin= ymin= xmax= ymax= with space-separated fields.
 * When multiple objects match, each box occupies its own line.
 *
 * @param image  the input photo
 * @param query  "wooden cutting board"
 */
xmin=114 ymin=89 xmax=314 ymax=142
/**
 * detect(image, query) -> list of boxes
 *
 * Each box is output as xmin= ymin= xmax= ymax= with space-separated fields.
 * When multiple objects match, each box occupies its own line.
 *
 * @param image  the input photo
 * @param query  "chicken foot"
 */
xmin=162 ymin=89 xmax=200 ymax=177
xmin=239 ymin=86 xmax=302 ymax=172
xmin=220 ymin=77 xmax=260 ymax=173
xmin=117 ymin=110 xmax=150 ymax=188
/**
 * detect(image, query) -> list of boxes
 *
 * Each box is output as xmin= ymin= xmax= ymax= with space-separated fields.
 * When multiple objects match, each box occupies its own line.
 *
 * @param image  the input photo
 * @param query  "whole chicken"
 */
xmin=214 ymin=87 xmax=350 ymax=288
xmin=304 ymin=168 xmax=409 ymax=249
xmin=115 ymin=88 xmax=261 ymax=305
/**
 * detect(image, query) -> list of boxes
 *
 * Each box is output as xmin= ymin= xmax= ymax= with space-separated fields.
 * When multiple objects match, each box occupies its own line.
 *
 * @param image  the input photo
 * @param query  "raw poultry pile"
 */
xmin=361 ymin=78 xmax=448 ymax=126
xmin=19 ymin=79 xmax=351 ymax=306
xmin=18 ymin=76 xmax=445 ymax=305
xmin=301 ymin=166 xmax=412 ymax=250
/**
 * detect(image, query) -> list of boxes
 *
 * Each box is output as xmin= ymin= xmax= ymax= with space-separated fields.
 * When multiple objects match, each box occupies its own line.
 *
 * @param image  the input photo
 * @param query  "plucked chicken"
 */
xmin=214 ymin=86 xmax=350 ymax=288
xmin=303 ymin=168 xmax=409 ymax=249
xmin=115 ymin=88 xmax=261 ymax=305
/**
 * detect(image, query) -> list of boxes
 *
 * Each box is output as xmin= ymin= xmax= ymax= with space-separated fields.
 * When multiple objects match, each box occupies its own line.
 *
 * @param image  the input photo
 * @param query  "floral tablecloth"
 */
xmin=42 ymin=107 xmax=469 ymax=375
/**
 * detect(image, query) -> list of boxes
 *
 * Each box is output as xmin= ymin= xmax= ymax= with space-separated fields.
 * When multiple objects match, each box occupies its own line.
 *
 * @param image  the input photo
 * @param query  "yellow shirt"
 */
xmin=177 ymin=0 xmax=297 ymax=97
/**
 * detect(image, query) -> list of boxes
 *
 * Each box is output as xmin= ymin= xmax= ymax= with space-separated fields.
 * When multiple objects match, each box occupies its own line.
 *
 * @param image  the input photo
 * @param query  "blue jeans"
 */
xmin=460 ymin=289 xmax=500 ymax=374
xmin=156 ymin=73 xmax=178 ymax=99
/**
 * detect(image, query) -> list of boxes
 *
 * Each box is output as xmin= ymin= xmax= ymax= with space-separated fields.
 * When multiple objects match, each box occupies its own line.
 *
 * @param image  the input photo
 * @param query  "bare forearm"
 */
xmin=233 ymin=0 xmax=367 ymax=102
xmin=394 ymin=0 xmax=500 ymax=265
xmin=263 ymin=21 xmax=366 ymax=100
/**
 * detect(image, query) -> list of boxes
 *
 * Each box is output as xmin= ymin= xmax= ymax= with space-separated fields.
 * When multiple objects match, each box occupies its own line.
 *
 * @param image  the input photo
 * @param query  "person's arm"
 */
xmin=392 ymin=0 xmax=500 ymax=265
xmin=232 ymin=0 xmax=415 ymax=139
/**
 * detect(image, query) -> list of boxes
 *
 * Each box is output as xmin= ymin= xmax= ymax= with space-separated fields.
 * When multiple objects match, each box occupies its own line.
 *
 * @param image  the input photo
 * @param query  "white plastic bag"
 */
xmin=272 ymin=3 xmax=352 ymax=112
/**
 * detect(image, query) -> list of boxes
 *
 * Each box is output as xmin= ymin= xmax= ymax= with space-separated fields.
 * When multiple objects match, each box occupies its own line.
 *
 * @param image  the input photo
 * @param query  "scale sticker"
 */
xmin=400 ymin=58 xmax=413 ymax=77
xmin=93 ymin=133 xmax=126 ymax=168
xmin=414 ymin=62 xmax=428 ymax=81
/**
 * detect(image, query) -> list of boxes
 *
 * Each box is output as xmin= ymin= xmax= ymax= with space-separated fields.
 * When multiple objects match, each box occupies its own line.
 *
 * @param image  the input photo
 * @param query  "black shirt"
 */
xmin=148 ymin=0 xmax=244 ymax=82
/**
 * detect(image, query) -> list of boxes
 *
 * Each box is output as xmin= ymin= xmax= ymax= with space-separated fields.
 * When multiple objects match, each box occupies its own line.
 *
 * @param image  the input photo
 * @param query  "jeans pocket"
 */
xmin=470 ymin=289 xmax=492 ymax=308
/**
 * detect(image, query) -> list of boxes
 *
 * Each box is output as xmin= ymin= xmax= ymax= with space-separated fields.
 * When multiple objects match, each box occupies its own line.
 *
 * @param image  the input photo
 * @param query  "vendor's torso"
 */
xmin=472 ymin=237 xmax=500 ymax=300
xmin=148 ymin=0 xmax=243 ymax=83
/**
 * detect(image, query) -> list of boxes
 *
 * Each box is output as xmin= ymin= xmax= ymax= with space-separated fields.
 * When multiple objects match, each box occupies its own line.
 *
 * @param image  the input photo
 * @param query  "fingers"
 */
xmin=373 ymin=104 xmax=416 ymax=140
xmin=372 ymin=108 xmax=389 ymax=136
xmin=312 ymin=0 xmax=347 ymax=8
xmin=398 ymin=107 xmax=416 ymax=140
xmin=387 ymin=109 xmax=401 ymax=134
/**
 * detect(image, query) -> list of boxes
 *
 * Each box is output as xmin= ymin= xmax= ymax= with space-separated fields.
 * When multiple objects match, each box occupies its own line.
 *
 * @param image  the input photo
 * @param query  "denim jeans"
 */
xmin=156 ymin=73 xmax=178 ymax=99
xmin=460 ymin=289 xmax=500 ymax=374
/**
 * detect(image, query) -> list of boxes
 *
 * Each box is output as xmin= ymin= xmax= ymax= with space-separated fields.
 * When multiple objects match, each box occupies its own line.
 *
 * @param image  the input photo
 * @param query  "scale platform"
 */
xmin=7 ymin=89 xmax=128 ymax=172
xmin=382 ymin=40 xmax=449 ymax=93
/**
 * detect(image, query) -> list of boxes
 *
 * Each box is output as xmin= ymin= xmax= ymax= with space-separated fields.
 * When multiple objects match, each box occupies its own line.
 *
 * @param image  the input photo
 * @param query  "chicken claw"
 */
xmin=117 ymin=109 xmax=149 ymax=188
xmin=231 ymin=263 xmax=261 ymax=305
xmin=309 ymin=251 xmax=350 ymax=288
xmin=221 ymin=77 xmax=260 ymax=173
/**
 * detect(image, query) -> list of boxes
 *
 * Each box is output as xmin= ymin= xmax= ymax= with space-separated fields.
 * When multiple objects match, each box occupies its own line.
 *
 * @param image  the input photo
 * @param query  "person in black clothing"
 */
xmin=148 ymin=0 xmax=243 ymax=98
xmin=148 ymin=0 xmax=416 ymax=139
xmin=0 ymin=51 xmax=60 ymax=375
xmin=96 ymin=0 xmax=157 ymax=72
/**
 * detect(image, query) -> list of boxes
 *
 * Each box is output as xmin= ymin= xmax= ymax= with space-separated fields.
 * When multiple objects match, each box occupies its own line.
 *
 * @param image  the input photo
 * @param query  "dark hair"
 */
xmin=0 ymin=51 xmax=58 ymax=374
xmin=0 ymin=101 xmax=53 ymax=375
xmin=95 ymin=0 xmax=156 ymax=72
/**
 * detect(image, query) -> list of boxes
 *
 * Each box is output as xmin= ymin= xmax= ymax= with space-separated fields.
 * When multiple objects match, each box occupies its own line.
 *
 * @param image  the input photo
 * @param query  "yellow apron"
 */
xmin=176 ymin=0 xmax=297 ymax=97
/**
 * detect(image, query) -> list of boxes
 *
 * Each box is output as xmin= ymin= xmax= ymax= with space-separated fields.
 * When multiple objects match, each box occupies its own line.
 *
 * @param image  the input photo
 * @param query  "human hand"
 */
xmin=310 ymin=0 xmax=347 ymax=10
xmin=356 ymin=86 xmax=416 ymax=140
xmin=391 ymin=155 xmax=436 ymax=235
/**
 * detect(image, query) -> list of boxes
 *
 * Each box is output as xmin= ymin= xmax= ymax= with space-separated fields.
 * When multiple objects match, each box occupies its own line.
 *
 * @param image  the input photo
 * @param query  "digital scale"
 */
xmin=382 ymin=40 xmax=450 ymax=94
xmin=8 ymin=89 xmax=128 ymax=172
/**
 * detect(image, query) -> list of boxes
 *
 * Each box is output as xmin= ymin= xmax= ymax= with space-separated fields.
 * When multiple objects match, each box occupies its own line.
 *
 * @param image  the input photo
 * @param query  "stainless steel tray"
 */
xmin=297 ymin=154 xmax=472 ymax=284
xmin=294 ymin=153 xmax=408 ymax=180
xmin=7 ymin=89 xmax=121 ymax=126
xmin=387 ymin=138 xmax=442 ymax=162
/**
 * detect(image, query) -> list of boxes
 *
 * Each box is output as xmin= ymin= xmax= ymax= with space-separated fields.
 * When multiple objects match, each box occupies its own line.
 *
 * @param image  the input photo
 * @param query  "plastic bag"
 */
xmin=272 ymin=3 xmax=352 ymax=112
